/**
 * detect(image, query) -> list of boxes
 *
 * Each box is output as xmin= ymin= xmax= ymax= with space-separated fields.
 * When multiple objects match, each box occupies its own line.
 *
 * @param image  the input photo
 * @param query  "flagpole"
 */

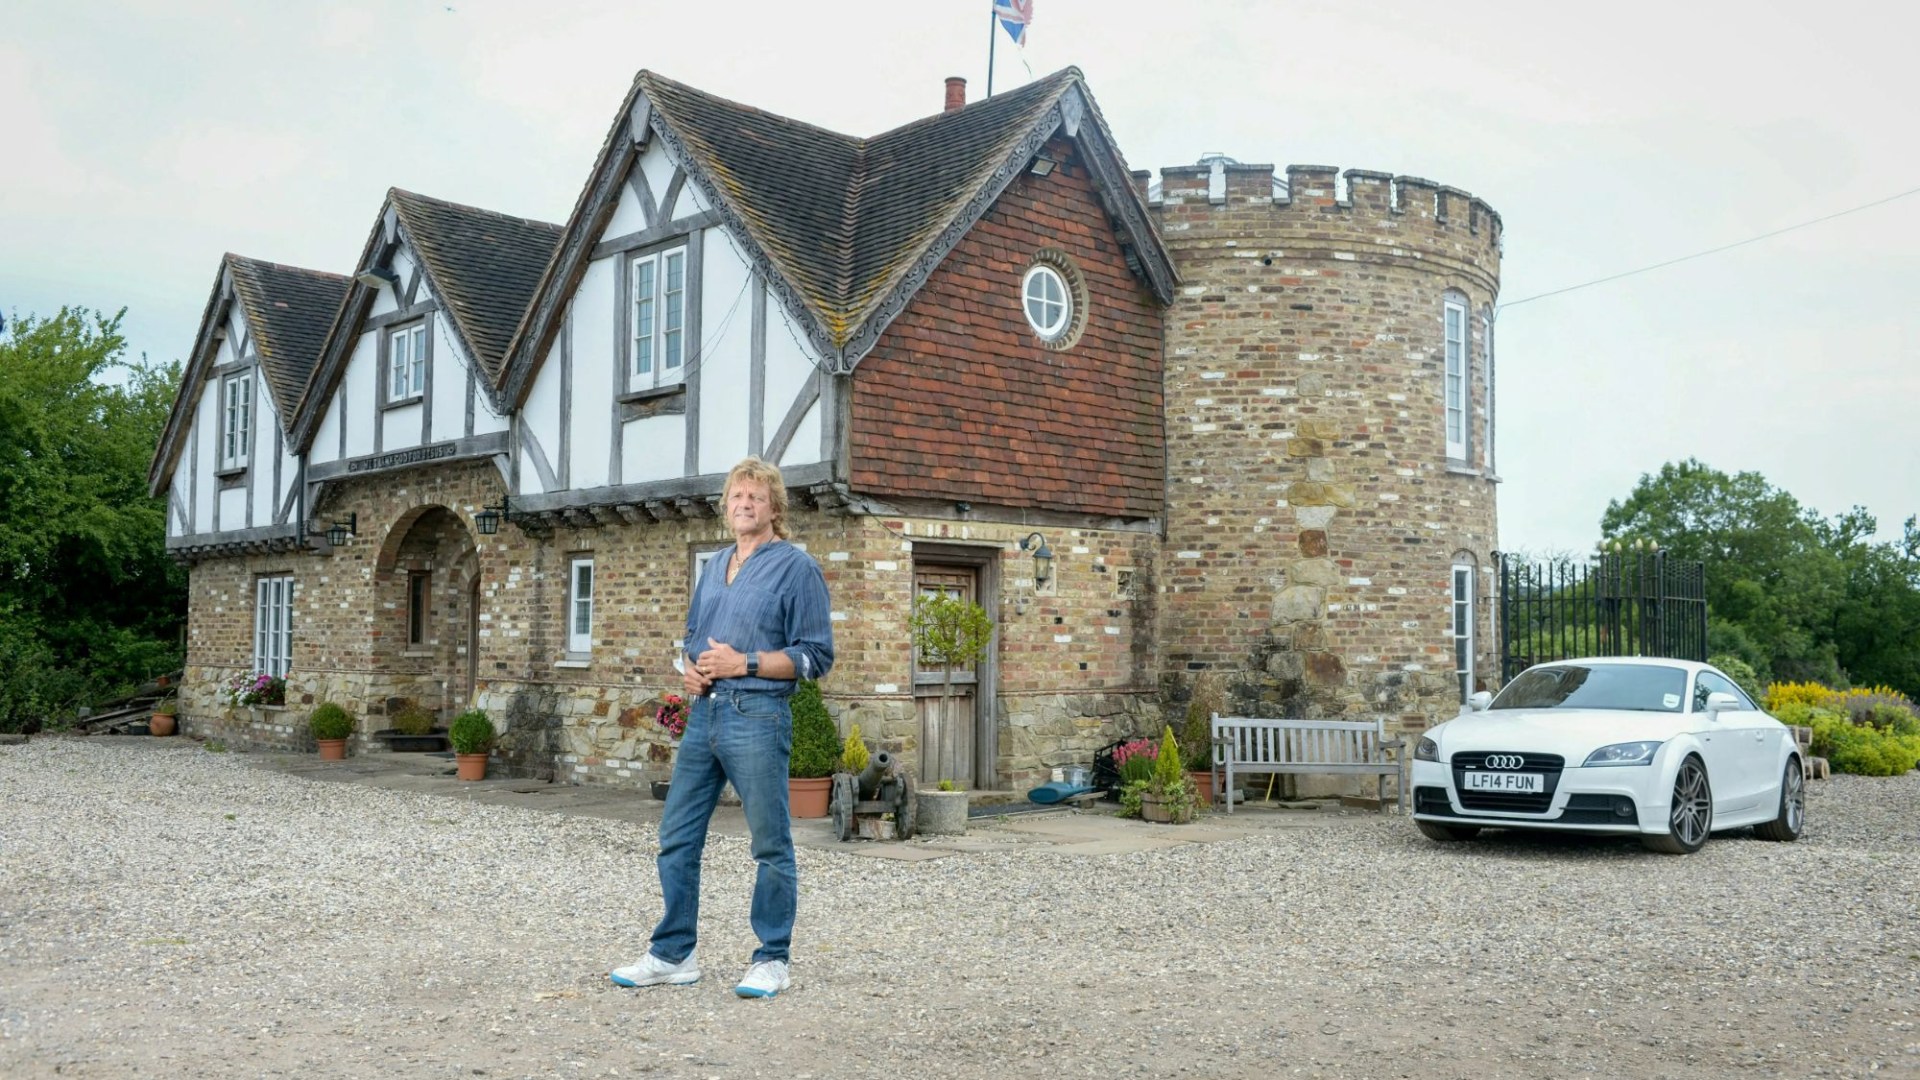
xmin=987 ymin=7 xmax=997 ymax=97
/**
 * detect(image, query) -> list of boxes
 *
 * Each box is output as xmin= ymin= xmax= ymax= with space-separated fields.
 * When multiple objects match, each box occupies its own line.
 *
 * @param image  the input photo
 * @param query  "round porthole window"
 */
xmin=1022 ymin=265 xmax=1070 ymax=339
xmin=1020 ymin=250 xmax=1087 ymax=349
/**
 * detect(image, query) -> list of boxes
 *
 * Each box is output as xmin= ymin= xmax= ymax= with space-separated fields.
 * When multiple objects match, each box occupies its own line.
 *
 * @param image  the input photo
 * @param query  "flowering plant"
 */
xmin=1112 ymin=736 xmax=1158 ymax=784
xmin=654 ymin=694 xmax=688 ymax=740
xmin=221 ymin=671 xmax=287 ymax=708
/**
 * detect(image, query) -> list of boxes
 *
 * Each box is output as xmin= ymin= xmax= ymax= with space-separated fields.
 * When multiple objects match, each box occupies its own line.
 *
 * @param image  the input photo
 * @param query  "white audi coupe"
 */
xmin=1411 ymin=657 xmax=1805 ymax=854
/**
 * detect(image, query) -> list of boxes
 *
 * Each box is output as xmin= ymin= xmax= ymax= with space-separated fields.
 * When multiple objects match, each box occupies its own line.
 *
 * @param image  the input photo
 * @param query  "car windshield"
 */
xmin=1491 ymin=663 xmax=1688 ymax=713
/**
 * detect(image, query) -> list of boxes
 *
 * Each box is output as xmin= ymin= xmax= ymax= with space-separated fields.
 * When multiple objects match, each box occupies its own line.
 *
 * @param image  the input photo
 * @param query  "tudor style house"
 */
xmin=151 ymin=68 xmax=1503 ymax=792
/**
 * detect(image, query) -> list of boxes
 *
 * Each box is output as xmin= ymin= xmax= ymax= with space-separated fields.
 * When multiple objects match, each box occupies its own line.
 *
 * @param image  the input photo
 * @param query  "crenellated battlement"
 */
xmin=1147 ymin=158 xmax=1504 ymax=277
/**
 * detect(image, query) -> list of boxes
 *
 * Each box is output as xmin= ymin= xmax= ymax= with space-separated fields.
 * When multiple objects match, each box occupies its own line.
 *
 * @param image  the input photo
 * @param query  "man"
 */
xmin=611 ymin=457 xmax=834 ymax=999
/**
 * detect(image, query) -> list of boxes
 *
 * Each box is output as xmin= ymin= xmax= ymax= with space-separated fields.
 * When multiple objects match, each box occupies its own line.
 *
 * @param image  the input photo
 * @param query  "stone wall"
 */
xmin=1152 ymin=162 xmax=1504 ymax=741
xmin=178 ymin=458 xmax=1165 ymax=791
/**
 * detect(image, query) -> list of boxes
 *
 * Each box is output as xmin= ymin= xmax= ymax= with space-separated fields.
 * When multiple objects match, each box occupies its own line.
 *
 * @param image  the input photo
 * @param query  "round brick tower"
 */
xmin=1146 ymin=158 xmax=1503 ymax=734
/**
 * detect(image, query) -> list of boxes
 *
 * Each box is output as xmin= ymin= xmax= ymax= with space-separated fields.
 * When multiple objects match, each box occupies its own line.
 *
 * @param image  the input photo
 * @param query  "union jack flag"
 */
xmin=994 ymin=0 xmax=1032 ymax=47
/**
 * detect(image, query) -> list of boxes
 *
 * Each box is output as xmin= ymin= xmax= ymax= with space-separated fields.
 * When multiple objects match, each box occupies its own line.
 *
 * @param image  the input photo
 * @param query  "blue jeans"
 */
xmin=650 ymin=687 xmax=795 ymax=965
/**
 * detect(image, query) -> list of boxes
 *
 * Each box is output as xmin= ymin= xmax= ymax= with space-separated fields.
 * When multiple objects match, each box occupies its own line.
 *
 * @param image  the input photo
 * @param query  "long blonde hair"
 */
xmin=723 ymin=456 xmax=791 ymax=539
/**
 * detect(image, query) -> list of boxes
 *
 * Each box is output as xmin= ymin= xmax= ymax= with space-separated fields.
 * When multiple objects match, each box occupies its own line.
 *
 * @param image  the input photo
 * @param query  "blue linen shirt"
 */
xmin=684 ymin=539 xmax=834 ymax=696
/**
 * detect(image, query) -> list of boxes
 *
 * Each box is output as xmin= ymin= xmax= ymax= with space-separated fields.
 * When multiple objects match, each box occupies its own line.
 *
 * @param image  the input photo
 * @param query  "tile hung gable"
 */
xmin=148 ymin=254 xmax=346 ymax=497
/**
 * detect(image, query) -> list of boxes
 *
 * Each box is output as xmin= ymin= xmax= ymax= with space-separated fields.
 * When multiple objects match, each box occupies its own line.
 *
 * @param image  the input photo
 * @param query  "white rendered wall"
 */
xmin=638 ymin=144 xmax=677 ymax=220
xmin=429 ymin=311 xmax=470 ymax=444
xmin=763 ymin=283 xmax=826 ymax=467
xmin=621 ymin=414 xmax=686 ymax=483
xmin=521 ymin=339 xmax=563 ymax=494
xmin=664 ymin=171 xmax=711 ymax=219
xmin=568 ymin=256 xmax=617 ymax=490
xmin=340 ymin=333 xmax=378 ymax=460
xmin=605 ymin=171 xmax=650 ymax=237
xmin=696 ymin=223 xmax=753 ymax=474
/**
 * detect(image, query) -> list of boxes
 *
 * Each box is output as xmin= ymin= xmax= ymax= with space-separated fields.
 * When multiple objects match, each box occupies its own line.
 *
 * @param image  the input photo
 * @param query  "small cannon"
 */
xmin=829 ymin=751 xmax=917 ymax=842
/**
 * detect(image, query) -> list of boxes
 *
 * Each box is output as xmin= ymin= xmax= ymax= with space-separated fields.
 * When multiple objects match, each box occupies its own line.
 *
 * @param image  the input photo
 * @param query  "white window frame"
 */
xmin=1022 ymin=264 xmax=1071 ymax=340
xmin=388 ymin=321 xmax=428 ymax=402
xmin=220 ymin=372 xmax=252 ymax=471
xmin=1481 ymin=311 xmax=1495 ymax=475
xmin=254 ymin=575 xmax=293 ymax=678
xmin=1452 ymin=561 xmax=1474 ymax=703
xmin=630 ymin=247 xmax=688 ymax=391
xmin=1443 ymin=297 xmax=1468 ymax=461
xmin=567 ymin=558 xmax=595 ymax=655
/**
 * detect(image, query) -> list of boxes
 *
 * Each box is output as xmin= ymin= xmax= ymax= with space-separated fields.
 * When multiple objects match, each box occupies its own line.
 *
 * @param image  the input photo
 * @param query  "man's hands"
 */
xmin=694 ymin=637 xmax=749 ymax=685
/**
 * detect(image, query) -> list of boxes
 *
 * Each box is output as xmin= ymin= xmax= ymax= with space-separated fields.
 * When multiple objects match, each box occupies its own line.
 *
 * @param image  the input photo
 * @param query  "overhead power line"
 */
xmin=1498 ymin=185 xmax=1920 ymax=312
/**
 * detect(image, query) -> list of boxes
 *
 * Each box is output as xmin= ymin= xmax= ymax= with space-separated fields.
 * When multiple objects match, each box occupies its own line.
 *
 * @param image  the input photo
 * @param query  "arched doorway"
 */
xmin=374 ymin=505 xmax=482 ymax=721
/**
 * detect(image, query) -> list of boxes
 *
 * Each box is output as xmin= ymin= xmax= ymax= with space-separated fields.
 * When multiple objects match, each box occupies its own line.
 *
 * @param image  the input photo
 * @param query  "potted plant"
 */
xmin=221 ymin=671 xmax=288 ymax=722
xmin=918 ymin=777 xmax=969 ymax=836
xmin=1119 ymin=727 xmax=1200 ymax=824
xmin=651 ymin=693 xmax=688 ymax=800
xmin=308 ymin=702 xmax=355 ymax=761
xmin=373 ymin=702 xmax=449 ymax=752
xmin=1178 ymin=674 xmax=1225 ymax=806
xmin=788 ymin=679 xmax=838 ymax=817
xmin=448 ymin=708 xmax=495 ymax=781
xmin=150 ymin=696 xmax=179 ymax=738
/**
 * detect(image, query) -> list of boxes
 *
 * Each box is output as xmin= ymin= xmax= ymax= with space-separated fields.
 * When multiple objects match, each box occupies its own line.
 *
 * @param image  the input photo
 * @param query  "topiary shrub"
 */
xmin=839 ymin=722 xmax=870 ymax=775
xmin=308 ymin=702 xmax=355 ymax=740
xmin=390 ymin=703 xmax=437 ymax=736
xmin=448 ymin=708 xmax=495 ymax=755
xmin=788 ymin=680 xmax=838 ymax=779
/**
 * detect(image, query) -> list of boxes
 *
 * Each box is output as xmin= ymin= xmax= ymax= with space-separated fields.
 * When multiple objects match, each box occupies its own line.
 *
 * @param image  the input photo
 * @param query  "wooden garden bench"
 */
xmin=1211 ymin=715 xmax=1405 ymax=814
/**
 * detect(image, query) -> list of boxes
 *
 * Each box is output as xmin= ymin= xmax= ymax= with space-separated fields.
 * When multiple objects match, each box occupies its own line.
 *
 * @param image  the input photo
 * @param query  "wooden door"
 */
xmin=914 ymin=565 xmax=980 ymax=789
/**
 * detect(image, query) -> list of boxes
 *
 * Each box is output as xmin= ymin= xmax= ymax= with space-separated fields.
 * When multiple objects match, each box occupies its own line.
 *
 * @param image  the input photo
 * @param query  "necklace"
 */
xmin=727 ymin=547 xmax=747 ymax=584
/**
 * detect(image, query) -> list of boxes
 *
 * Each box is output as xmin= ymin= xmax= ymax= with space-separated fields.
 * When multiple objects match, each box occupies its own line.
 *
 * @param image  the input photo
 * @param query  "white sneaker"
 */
xmin=734 ymin=959 xmax=790 ymax=999
xmin=610 ymin=949 xmax=700 ymax=987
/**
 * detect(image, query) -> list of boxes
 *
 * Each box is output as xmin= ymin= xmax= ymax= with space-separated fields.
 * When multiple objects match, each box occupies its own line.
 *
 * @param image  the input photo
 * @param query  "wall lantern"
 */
xmin=310 ymin=512 xmax=357 ymax=548
xmin=475 ymin=498 xmax=512 ymax=536
xmin=1020 ymin=531 xmax=1053 ymax=586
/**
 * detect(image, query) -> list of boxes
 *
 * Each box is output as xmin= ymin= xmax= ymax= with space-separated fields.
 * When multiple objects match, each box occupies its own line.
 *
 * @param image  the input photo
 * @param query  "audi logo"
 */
xmin=1482 ymin=754 xmax=1527 ymax=770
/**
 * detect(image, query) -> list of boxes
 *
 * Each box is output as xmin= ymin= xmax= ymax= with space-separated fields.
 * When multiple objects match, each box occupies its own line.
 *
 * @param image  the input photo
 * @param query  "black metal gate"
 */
xmin=1496 ymin=550 xmax=1708 ymax=682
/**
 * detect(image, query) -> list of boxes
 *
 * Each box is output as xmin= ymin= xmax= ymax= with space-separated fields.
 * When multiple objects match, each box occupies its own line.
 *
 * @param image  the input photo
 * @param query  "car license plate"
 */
xmin=1464 ymin=770 xmax=1543 ymax=793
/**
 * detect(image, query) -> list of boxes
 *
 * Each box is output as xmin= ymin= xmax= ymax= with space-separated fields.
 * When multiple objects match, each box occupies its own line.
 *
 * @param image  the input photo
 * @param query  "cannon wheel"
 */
xmin=830 ymin=773 xmax=857 ymax=842
xmin=891 ymin=779 xmax=917 ymax=841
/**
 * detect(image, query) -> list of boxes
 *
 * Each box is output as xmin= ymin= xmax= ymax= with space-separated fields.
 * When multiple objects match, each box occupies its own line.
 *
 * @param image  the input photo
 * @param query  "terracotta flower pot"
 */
xmin=788 ymin=776 xmax=832 ymax=818
xmin=1188 ymin=769 xmax=1216 ymax=806
xmin=456 ymin=753 xmax=489 ymax=781
xmin=150 ymin=713 xmax=177 ymax=737
xmin=316 ymin=738 xmax=348 ymax=761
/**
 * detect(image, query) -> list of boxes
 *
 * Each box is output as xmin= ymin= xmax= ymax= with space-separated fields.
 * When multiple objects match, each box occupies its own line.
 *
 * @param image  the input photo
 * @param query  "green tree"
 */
xmin=1600 ymin=460 xmax=1920 ymax=699
xmin=0 ymin=308 xmax=185 ymax=729
xmin=1601 ymin=460 xmax=1845 ymax=686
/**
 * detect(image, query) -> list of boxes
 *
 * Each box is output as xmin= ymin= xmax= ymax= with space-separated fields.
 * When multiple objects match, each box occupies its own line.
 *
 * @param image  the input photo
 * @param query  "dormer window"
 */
xmin=220 ymin=372 xmax=251 ymax=471
xmin=630 ymin=247 xmax=687 ymax=391
xmin=388 ymin=321 xmax=428 ymax=403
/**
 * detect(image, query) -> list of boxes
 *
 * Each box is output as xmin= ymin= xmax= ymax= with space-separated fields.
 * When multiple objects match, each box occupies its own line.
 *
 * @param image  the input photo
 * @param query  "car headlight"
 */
xmin=1582 ymin=741 xmax=1662 ymax=767
xmin=1415 ymin=736 xmax=1439 ymax=762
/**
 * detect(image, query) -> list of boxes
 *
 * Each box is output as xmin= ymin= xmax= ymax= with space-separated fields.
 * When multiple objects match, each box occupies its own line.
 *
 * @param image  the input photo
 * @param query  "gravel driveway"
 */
xmin=2 ymin=737 xmax=1916 ymax=1079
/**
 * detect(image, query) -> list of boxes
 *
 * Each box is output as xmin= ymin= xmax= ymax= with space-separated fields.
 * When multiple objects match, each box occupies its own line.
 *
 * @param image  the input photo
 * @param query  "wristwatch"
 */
xmin=745 ymin=652 xmax=759 ymax=678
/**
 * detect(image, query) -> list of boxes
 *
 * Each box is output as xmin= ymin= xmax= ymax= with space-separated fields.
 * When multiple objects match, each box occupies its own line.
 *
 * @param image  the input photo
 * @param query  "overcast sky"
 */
xmin=6 ymin=1 xmax=1915 ymax=554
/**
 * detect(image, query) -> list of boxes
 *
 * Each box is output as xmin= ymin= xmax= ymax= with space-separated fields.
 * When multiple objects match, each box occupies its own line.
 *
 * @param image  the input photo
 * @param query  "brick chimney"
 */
xmin=944 ymin=77 xmax=966 ymax=113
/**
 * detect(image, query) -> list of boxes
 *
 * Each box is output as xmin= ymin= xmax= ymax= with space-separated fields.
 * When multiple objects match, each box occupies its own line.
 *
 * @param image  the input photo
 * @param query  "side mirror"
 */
xmin=1467 ymin=691 xmax=1492 ymax=713
xmin=1705 ymin=691 xmax=1740 ymax=716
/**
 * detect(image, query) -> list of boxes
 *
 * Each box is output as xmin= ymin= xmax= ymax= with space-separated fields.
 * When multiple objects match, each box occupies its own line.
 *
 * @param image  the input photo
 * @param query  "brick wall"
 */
xmin=1153 ymin=163 xmax=1503 ymax=736
xmin=851 ymin=135 xmax=1165 ymax=518
xmin=178 ymin=457 xmax=1164 ymax=791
